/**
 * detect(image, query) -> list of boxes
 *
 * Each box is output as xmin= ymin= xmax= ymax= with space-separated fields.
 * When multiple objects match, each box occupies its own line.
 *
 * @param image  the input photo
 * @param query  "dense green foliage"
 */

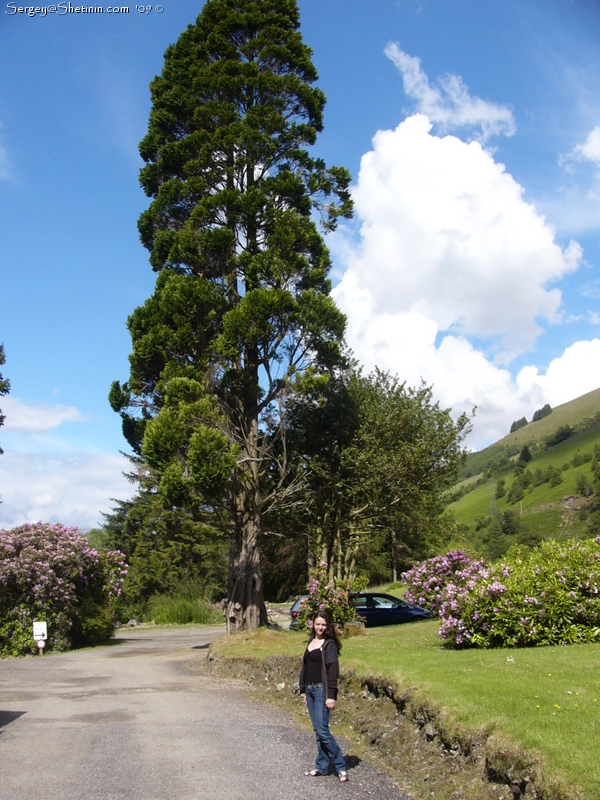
xmin=0 ymin=523 xmax=126 ymax=656
xmin=109 ymin=0 xmax=352 ymax=629
xmin=100 ymin=486 xmax=227 ymax=615
xmin=143 ymin=584 xmax=223 ymax=625
xmin=439 ymin=538 xmax=600 ymax=649
xmin=272 ymin=367 xmax=470 ymax=590
xmin=532 ymin=403 xmax=552 ymax=422
xmin=510 ymin=416 xmax=528 ymax=434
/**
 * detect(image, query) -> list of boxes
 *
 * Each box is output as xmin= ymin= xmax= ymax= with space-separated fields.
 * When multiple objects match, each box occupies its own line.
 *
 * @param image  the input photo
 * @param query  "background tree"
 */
xmin=276 ymin=366 xmax=471 ymax=587
xmin=510 ymin=417 xmax=528 ymax=434
xmin=0 ymin=343 xmax=9 ymax=457
xmin=532 ymin=403 xmax=552 ymax=422
xmin=110 ymin=0 xmax=352 ymax=631
xmin=519 ymin=444 xmax=532 ymax=463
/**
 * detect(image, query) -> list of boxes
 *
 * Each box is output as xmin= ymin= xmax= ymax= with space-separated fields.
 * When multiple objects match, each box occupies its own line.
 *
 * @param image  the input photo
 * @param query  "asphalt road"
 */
xmin=0 ymin=626 xmax=410 ymax=800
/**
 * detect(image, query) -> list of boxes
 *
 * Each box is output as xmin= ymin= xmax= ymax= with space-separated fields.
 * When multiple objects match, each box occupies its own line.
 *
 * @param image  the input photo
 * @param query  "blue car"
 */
xmin=351 ymin=592 xmax=433 ymax=627
xmin=289 ymin=595 xmax=309 ymax=630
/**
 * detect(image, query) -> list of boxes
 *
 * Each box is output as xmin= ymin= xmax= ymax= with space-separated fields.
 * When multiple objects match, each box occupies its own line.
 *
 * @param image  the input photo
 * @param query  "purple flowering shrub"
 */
xmin=401 ymin=550 xmax=488 ymax=616
xmin=439 ymin=538 xmax=600 ymax=649
xmin=0 ymin=523 xmax=127 ymax=656
xmin=297 ymin=562 xmax=368 ymax=630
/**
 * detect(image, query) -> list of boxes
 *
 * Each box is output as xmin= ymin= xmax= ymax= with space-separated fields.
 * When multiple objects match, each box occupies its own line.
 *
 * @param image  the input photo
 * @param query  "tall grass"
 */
xmin=143 ymin=581 xmax=223 ymax=625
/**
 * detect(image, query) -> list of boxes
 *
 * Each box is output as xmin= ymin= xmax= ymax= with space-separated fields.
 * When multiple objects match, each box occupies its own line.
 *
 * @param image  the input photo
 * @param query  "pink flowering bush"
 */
xmin=0 ymin=522 xmax=127 ymax=656
xmin=439 ymin=538 xmax=600 ymax=649
xmin=402 ymin=550 xmax=488 ymax=616
xmin=297 ymin=562 xmax=367 ymax=629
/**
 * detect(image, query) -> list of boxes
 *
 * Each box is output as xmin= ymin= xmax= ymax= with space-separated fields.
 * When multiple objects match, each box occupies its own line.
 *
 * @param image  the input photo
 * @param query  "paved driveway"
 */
xmin=0 ymin=626 xmax=409 ymax=800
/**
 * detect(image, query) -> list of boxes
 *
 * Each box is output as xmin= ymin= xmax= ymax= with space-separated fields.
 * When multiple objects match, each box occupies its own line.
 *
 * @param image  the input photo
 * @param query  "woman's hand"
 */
xmin=301 ymin=694 xmax=307 ymax=705
xmin=325 ymin=698 xmax=336 ymax=710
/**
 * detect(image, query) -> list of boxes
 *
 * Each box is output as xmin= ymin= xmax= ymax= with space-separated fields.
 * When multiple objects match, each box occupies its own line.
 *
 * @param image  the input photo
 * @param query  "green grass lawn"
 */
xmin=215 ymin=622 xmax=600 ymax=797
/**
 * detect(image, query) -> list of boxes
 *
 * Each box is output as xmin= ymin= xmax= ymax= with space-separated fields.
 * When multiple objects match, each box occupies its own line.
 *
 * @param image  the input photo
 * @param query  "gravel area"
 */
xmin=0 ymin=626 xmax=411 ymax=800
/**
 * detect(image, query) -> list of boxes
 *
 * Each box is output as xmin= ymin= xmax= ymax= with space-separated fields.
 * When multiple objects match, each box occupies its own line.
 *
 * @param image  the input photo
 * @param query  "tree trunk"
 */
xmin=391 ymin=527 xmax=398 ymax=583
xmin=225 ymin=508 xmax=268 ymax=633
xmin=225 ymin=413 xmax=268 ymax=633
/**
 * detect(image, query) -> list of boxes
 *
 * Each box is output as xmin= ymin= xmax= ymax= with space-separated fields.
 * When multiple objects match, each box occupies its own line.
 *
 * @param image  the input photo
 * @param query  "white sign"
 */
xmin=33 ymin=621 xmax=48 ymax=641
xmin=36 ymin=639 xmax=46 ymax=650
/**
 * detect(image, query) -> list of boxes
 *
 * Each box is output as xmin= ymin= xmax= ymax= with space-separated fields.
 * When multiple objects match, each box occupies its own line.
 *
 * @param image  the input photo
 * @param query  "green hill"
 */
xmin=460 ymin=386 xmax=600 ymax=479
xmin=448 ymin=387 xmax=600 ymax=559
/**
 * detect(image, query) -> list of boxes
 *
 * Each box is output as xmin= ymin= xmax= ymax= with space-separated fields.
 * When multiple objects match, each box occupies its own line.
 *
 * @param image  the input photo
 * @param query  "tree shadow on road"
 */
xmin=0 ymin=710 xmax=25 ymax=732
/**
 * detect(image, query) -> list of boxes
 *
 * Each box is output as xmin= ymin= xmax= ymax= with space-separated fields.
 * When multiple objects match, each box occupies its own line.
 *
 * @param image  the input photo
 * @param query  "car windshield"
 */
xmin=372 ymin=595 xmax=409 ymax=608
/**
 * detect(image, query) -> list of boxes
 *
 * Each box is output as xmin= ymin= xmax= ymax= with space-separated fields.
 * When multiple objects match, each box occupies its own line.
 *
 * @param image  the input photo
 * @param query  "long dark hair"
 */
xmin=311 ymin=609 xmax=342 ymax=651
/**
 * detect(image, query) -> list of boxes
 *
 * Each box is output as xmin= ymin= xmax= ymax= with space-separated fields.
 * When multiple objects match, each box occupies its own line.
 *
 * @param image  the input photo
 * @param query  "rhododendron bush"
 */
xmin=297 ymin=562 xmax=367 ymax=629
xmin=402 ymin=550 xmax=487 ymax=616
xmin=0 ymin=523 xmax=127 ymax=656
xmin=439 ymin=538 xmax=600 ymax=649
xmin=403 ymin=540 xmax=600 ymax=648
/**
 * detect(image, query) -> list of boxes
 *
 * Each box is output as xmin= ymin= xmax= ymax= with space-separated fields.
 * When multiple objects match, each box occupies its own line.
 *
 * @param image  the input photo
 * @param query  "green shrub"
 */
xmin=0 ymin=523 xmax=126 ymax=656
xmin=144 ymin=593 xmax=222 ymax=625
xmin=518 ymin=445 xmax=532 ymax=463
xmin=575 ymin=472 xmax=593 ymax=498
xmin=439 ymin=537 xmax=600 ymax=648
xmin=297 ymin=562 xmax=367 ymax=630
xmin=506 ymin=480 xmax=524 ymax=504
xmin=571 ymin=450 xmax=592 ymax=468
xmin=510 ymin=417 xmax=528 ymax=433
xmin=546 ymin=465 xmax=563 ymax=486
xmin=545 ymin=425 xmax=574 ymax=448
xmin=386 ymin=580 xmax=404 ymax=591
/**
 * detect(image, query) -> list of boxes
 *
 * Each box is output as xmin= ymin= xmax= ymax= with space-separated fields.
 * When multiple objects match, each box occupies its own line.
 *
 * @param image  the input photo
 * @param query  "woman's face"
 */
xmin=313 ymin=616 xmax=327 ymax=637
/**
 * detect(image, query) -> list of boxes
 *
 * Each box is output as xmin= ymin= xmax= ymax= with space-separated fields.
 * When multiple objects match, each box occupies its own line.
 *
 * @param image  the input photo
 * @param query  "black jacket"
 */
xmin=299 ymin=637 xmax=340 ymax=700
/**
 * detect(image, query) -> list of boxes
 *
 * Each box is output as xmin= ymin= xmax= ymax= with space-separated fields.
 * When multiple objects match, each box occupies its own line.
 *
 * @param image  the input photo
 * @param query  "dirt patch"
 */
xmin=202 ymin=652 xmax=584 ymax=800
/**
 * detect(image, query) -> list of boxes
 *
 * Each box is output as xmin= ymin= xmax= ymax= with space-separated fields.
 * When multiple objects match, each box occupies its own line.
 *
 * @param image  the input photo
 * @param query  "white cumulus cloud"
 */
xmin=2 ymin=396 xmax=84 ymax=432
xmin=570 ymin=124 xmax=600 ymax=168
xmin=516 ymin=339 xmax=600 ymax=408
xmin=334 ymin=114 xmax=580 ymax=360
xmin=0 ymin=451 xmax=135 ymax=531
xmin=384 ymin=44 xmax=515 ymax=142
xmin=330 ymin=52 xmax=587 ymax=450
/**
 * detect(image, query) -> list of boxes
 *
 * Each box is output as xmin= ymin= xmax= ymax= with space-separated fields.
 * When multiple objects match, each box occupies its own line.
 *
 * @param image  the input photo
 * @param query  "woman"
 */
xmin=299 ymin=609 xmax=348 ymax=783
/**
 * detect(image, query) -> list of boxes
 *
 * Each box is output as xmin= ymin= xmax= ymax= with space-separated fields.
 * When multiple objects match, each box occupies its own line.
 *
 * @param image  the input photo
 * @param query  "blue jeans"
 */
xmin=305 ymin=683 xmax=346 ymax=775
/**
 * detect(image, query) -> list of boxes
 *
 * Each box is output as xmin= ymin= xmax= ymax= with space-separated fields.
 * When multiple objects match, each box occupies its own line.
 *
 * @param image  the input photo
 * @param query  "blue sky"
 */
xmin=1 ymin=0 xmax=600 ymax=529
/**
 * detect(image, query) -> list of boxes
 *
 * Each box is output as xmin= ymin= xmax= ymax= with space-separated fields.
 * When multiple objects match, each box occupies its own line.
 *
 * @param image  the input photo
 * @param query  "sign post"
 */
xmin=33 ymin=621 xmax=47 ymax=655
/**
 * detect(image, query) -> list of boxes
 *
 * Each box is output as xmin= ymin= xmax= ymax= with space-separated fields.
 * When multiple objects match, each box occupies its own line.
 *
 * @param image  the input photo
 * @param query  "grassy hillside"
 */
xmin=459 ymin=387 xmax=600 ymax=479
xmin=448 ymin=388 xmax=600 ymax=558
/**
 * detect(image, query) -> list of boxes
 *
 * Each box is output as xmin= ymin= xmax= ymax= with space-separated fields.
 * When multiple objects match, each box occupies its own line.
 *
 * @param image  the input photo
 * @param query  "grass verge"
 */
xmin=142 ymin=594 xmax=223 ymax=625
xmin=209 ymin=621 xmax=598 ymax=798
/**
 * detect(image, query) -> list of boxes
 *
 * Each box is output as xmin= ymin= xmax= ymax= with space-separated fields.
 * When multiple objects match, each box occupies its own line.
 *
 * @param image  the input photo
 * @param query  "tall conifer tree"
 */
xmin=110 ymin=0 xmax=352 ymax=630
